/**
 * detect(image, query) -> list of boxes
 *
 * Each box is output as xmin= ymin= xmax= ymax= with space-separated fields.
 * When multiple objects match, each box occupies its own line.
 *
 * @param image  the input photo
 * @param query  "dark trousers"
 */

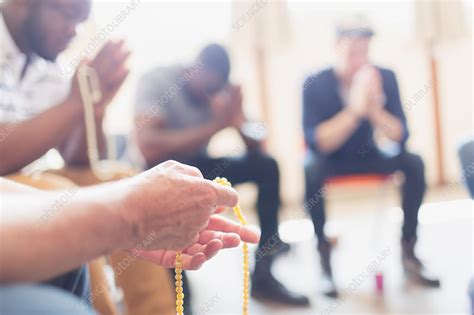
xmin=304 ymin=150 xmax=426 ymax=242
xmin=186 ymin=152 xmax=281 ymax=247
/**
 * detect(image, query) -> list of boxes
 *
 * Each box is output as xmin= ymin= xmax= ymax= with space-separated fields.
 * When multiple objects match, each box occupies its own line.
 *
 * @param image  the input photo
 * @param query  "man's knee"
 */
xmin=251 ymin=154 xmax=280 ymax=180
xmin=400 ymin=152 xmax=425 ymax=175
xmin=399 ymin=152 xmax=426 ymax=188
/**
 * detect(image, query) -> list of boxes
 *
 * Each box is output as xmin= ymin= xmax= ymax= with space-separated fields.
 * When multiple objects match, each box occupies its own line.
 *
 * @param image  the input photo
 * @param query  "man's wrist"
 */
xmin=82 ymin=183 xmax=135 ymax=253
xmin=368 ymin=106 xmax=383 ymax=124
xmin=345 ymin=106 xmax=363 ymax=123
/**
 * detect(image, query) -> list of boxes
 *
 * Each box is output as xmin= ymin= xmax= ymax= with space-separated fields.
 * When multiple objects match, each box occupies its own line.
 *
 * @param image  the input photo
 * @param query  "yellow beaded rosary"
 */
xmin=175 ymin=177 xmax=250 ymax=315
xmin=175 ymin=251 xmax=184 ymax=315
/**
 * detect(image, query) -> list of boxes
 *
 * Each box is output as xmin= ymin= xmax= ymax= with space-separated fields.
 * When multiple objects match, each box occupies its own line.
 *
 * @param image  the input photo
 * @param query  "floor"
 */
xmin=187 ymin=185 xmax=473 ymax=315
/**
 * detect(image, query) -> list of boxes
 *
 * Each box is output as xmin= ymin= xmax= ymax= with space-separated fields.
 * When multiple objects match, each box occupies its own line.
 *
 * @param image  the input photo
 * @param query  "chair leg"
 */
xmin=372 ymin=179 xmax=391 ymax=294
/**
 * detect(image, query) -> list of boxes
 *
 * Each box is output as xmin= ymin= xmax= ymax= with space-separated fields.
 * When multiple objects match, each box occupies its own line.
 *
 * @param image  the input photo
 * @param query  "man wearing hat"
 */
xmin=302 ymin=15 xmax=440 ymax=298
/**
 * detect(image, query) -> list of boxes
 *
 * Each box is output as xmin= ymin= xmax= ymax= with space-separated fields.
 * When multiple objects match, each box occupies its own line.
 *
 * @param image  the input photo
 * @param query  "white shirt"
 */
xmin=0 ymin=14 xmax=70 ymax=123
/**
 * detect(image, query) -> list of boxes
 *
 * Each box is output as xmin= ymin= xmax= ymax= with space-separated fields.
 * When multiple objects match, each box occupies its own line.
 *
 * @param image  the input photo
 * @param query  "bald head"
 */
xmin=2 ymin=0 xmax=91 ymax=61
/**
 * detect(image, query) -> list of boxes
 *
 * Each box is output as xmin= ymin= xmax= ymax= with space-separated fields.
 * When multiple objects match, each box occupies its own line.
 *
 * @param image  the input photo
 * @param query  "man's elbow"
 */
xmin=391 ymin=125 xmax=408 ymax=144
xmin=315 ymin=142 xmax=334 ymax=155
xmin=305 ymin=128 xmax=332 ymax=155
xmin=314 ymin=133 xmax=335 ymax=155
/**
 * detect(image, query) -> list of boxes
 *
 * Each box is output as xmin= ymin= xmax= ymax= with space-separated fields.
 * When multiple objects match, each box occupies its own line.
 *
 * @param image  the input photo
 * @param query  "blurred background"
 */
xmin=56 ymin=0 xmax=472 ymax=314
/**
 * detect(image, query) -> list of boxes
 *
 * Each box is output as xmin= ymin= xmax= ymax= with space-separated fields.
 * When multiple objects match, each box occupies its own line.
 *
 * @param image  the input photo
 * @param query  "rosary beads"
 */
xmin=174 ymin=177 xmax=250 ymax=315
xmin=213 ymin=177 xmax=249 ymax=315
xmin=175 ymin=251 xmax=184 ymax=315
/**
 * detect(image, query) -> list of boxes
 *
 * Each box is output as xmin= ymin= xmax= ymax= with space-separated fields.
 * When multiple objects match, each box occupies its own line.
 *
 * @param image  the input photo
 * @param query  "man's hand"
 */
xmin=366 ymin=67 xmax=386 ymax=112
xmin=348 ymin=65 xmax=382 ymax=118
xmin=113 ymin=160 xmax=260 ymax=270
xmin=134 ymin=215 xmax=260 ymax=270
xmin=90 ymin=40 xmax=130 ymax=117
xmin=116 ymin=160 xmax=259 ymax=253
xmin=64 ymin=41 xmax=130 ymax=118
xmin=209 ymin=84 xmax=244 ymax=129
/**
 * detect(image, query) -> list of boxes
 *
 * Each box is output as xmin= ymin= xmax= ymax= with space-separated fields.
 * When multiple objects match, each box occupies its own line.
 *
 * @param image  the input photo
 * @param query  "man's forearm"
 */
xmin=60 ymin=115 xmax=107 ymax=166
xmin=315 ymin=107 xmax=361 ymax=154
xmin=0 ymin=101 xmax=82 ymax=175
xmin=0 ymin=182 xmax=128 ymax=283
xmin=368 ymin=108 xmax=404 ymax=142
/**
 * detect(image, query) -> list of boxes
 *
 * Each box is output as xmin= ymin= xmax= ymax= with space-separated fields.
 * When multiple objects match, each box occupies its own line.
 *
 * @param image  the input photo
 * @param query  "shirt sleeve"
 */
xmin=382 ymin=69 xmax=409 ymax=144
xmin=302 ymin=74 xmax=332 ymax=153
xmin=134 ymin=71 xmax=172 ymax=119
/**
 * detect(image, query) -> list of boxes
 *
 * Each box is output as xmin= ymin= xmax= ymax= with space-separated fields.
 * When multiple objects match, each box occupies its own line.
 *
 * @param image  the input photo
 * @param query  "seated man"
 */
xmin=0 ymin=161 xmax=260 ymax=314
xmin=0 ymin=0 xmax=129 ymax=175
xmin=302 ymin=16 xmax=440 ymax=297
xmin=132 ymin=43 xmax=309 ymax=305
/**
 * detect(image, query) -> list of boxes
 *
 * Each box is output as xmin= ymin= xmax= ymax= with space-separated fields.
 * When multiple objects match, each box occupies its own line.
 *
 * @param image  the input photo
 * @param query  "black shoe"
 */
xmin=251 ymin=272 xmax=310 ymax=306
xmin=317 ymin=240 xmax=338 ymax=298
xmin=401 ymin=238 xmax=441 ymax=288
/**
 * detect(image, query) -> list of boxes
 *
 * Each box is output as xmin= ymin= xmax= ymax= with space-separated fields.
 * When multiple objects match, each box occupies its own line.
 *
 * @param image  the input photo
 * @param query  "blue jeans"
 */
xmin=0 ymin=285 xmax=96 ymax=314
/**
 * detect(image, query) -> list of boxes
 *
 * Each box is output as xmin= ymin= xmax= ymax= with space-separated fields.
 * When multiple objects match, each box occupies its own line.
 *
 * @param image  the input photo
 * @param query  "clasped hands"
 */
xmin=67 ymin=40 xmax=130 ymax=118
xmin=348 ymin=65 xmax=386 ymax=120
